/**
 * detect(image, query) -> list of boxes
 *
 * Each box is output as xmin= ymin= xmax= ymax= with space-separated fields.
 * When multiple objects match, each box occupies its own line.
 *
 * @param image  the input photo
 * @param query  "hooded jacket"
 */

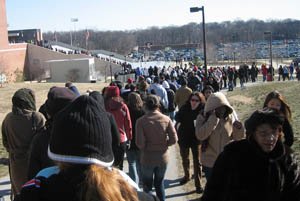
xmin=201 ymin=138 xmax=300 ymax=201
xmin=105 ymin=98 xmax=132 ymax=143
xmin=195 ymin=92 xmax=244 ymax=167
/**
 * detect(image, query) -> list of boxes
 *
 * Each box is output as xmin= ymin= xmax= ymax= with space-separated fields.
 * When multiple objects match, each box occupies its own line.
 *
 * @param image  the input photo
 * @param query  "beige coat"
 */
xmin=195 ymin=92 xmax=244 ymax=168
xmin=135 ymin=110 xmax=178 ymax=165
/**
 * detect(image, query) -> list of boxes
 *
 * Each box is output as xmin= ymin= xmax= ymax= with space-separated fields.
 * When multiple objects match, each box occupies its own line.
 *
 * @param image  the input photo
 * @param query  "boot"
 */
xmin=179 ymin=176 xmax=191 ymax=185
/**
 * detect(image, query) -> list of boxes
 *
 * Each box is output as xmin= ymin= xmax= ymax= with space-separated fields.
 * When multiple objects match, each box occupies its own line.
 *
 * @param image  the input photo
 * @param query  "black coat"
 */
xmin=175 ymin=102 xmax=204 ymax=147
xmin=282 ymin=118 xmax=294 ymax=147
xmin=201 ymin=138 xmax=300 ymax=201
xmin=27 ymin=123 xmax=55 ymax=180
xmin=128 ymin=106 xmax=145 ymax=150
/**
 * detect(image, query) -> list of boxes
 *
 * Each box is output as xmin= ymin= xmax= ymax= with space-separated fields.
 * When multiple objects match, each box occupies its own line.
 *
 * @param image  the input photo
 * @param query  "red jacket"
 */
xmin=261 ymin=65 xmax=268 ymax=75
xmin=105 ymin=99 xmax=132 ymax=143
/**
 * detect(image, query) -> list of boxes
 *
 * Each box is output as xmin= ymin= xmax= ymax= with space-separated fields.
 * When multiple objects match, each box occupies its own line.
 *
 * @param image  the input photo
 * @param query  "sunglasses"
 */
xmin=191 ymin=99 xmax=200 ymax=102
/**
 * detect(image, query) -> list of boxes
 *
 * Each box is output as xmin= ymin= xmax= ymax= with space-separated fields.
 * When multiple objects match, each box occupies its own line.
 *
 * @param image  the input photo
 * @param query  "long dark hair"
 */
xmin=188 ymin=91 xmax=206 ymax=105
xmin=263 ymin=91 xmax=291 ymax=121
xmin=128 ymin=92 xmax=143 ymax=110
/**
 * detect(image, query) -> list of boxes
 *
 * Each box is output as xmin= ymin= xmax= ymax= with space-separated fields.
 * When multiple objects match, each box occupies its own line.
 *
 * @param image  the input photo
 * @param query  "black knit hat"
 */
xmin=45 ymin=87 xmax=77 ymax=117
xmin=244 ymin=108 xmax=283 ymax=135
xmin=48 ymin=95 xmax=114 ymax=167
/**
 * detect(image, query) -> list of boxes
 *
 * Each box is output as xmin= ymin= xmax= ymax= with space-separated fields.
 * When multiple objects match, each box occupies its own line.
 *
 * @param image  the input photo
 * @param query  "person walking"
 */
xmin=14 ymin=95 xmax=159 ymax=201
xmin=2 ymin=88 xmax=45 ymax=199
xmin=175 ymin=78 xmax=192 ymax=109
xmin=27 ymin=87 xmax=77 ymax=180
xmin=136 ymin=95 xmax=178 ymax=201
xmin=126 ymin=92 xmax=145 ymax=185
xmin=201 ymin=108 xmax=300 ymax=201
xmin=195 ymin=92 xmax=244 ymax=181
xmin=104 ymin=86 xmax=132 ymax=170
xmin=175 ymin=92 xmax=206 ymax=193
xmin=263 ymin=91 xmax=294 ymax=147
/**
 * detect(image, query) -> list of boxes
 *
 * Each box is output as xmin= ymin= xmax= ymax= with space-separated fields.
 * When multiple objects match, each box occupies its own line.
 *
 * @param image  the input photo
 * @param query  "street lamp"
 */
xmin=109 ymin=54 xmax=114 ymax=82
xmin=190 ymin=6 xmax=207 ymax=76
xmin=264 ymin=31 xmax=273 ymax=80
xmin=70 ymin=18 xmax=78 ymax=46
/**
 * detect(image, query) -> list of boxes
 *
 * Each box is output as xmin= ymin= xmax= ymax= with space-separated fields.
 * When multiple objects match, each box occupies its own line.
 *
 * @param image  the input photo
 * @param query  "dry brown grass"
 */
xmin=0 ymin=82 xmax=107 ymax=177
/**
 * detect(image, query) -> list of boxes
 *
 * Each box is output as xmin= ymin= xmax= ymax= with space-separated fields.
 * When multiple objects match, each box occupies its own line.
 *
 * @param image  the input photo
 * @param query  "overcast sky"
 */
xmin=6 ymin=0 xmax=300 ymax=32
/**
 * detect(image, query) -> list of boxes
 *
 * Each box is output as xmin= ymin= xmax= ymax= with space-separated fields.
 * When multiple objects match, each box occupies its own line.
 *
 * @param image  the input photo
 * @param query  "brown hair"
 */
xmin=128 ymin=92 xmax=143 ymax=110
xmin=138 ymin=80 xmax=149 ymax=92
xmin=58 ymin=163 xmax=139 ymax=201
xmin=263 ymin=91 xmax=292 ymax=121
xmin=188 ymin=91 xmax=206 ymax=104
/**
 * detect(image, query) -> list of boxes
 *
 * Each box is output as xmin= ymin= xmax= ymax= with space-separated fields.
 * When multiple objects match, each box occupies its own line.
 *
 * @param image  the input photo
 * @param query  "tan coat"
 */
xmin=135 ymin=110 xmax=178 ymax=165
xmin=195 ymin=92 xmax=244 ymax=168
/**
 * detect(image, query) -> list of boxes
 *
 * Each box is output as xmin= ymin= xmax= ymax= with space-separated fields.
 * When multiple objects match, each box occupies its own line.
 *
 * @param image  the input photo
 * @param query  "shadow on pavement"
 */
xmin=164 ymin=178 xmax=182 ymax=188
xmin=0 ymin=189 xmax=11 ymax=196
xmin=165 ymin=190 xmax=195 ymax=199
xmin=0 ymin=158 xmax=8 ymax=166
xmin=0 ymin=180 xmax=10 ymax=186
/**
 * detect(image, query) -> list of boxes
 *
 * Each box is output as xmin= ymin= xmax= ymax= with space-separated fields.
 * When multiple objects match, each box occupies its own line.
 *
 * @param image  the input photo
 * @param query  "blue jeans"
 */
xmin=202 ymin=165 xmax=213 ymax=182
xmin=167 ymin=111 xmax=175 ymax=123
xmin=141 ymin=163 xmax=167 ymax=201
xmin=126 ymin=149 xmax=141 ymax=185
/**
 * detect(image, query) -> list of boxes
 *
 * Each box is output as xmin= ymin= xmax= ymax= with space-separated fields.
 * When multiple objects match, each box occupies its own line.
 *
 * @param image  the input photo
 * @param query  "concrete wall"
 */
xmin=26 ymin=44 xmax=122 ymax=82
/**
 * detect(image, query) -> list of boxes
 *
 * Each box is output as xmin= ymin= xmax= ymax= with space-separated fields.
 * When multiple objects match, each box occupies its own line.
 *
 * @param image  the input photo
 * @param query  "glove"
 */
xmin=126 ymin=140 xmax=131 ymax=150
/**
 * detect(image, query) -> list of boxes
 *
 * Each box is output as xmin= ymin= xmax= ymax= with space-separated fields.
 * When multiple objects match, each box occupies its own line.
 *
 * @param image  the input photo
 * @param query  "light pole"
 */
xmin=264 ymin=31 xmax=273 ymax=80
xmin=190 ymin=6 xmax=207 ymax=76
xmin=70 ymin=18 xmax=78 ymax=46
xmin=109 ymin=54 xmax=114 ymax=82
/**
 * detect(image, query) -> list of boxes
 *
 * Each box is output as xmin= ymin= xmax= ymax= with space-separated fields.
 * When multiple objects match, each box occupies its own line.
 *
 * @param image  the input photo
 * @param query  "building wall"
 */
xmin=0 ymin=0 xmax=8 ymax=48
xmin=26 ymin=44 xmax=121 ymax=82
xmin=0 ymin=44 xmax=27 ymax=82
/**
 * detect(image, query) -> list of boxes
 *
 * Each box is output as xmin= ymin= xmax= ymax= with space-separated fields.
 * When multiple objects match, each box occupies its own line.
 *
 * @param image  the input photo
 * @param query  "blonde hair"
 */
xmin=58 ymin=163 xmax=139 ymax=201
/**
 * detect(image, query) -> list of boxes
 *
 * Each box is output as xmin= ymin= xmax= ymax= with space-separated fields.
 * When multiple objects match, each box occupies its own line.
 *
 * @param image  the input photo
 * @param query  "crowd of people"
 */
xmin=2 ymin=63 xmax=300 ymax=201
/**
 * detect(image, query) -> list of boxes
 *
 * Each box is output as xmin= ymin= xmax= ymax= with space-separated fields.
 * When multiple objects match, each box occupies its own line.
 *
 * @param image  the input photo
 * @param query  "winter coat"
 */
xmin=14 ymin=166 xmax=159 ymax=201
xmin=195 ymin=92 xmax=244 ymax=167
xmin=166 ymin=88 xmax=176 ymax=112
xmin=135 ymin=110 xmax=178 ymax=165
xmin=174 ymin=85 xmax=192 ymax=109
xmin=148 ymin=83 xmax=169 ymax=110
xmin=27 ymin=123 xmax=54 ymax=180
xmin=2 ymin=110 xmax=45 ymax=195
xmin=128 ymin=106 xmax=145 ymax=150
xmin=282 ymin=118 xmax=294 ymax=147
xmin=201 ymin=138 xmax=300 ymax=201
xmin=105 ymin=98 xmax=132 ymax=143
xmin=175 ymin=102 xmax=204 ymax=147
xmin=205 ymin=80 xmax=220 ymax=92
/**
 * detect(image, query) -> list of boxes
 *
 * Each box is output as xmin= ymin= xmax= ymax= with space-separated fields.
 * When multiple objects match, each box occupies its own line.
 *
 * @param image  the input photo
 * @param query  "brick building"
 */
xmin=0 ymin=0 xmax=27 ymax=82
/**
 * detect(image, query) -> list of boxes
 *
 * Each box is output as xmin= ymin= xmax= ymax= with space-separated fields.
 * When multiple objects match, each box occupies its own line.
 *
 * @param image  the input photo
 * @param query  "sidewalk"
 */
xmin=0 ymin=145 xmax=189 ymax=201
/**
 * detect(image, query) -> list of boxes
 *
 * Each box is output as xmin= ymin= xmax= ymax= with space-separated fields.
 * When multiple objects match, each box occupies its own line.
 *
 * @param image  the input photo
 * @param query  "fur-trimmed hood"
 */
xmin=204 ymin=92 xmax=233 ymax=115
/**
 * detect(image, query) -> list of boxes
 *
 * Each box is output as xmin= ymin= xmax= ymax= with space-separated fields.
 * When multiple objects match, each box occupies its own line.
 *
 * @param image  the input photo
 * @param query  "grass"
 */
xmin=183 ymin=80 xmax=300 ymax=200
xmin=0 ymin=82 xmax=107 ymax=177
